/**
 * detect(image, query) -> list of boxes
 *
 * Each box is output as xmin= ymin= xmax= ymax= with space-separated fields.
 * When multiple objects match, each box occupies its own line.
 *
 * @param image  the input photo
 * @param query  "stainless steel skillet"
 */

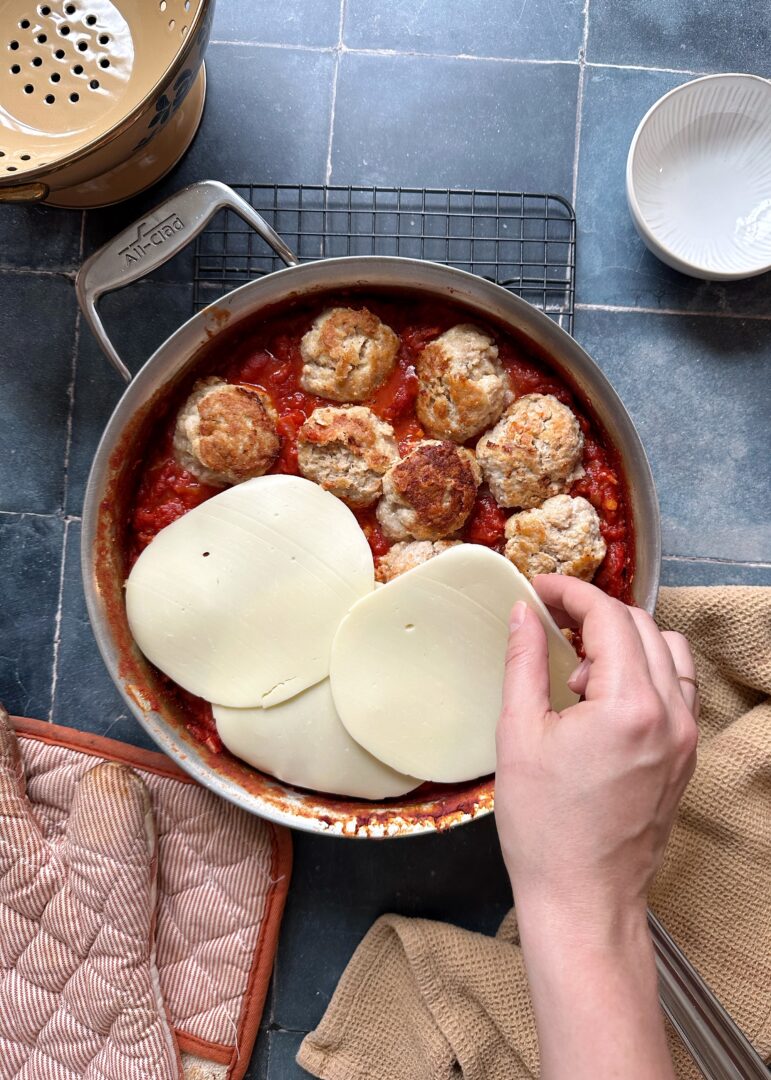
xmin=76 ymin=179 xmax=660 ymax=838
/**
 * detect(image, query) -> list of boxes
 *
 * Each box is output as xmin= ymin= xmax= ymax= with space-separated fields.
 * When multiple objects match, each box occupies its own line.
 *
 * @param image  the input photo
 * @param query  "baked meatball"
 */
xmin=173 ymin=377 xmax=280 ymax=487
xmin=475 ymin=393 xmax=584 ymax=509
xmin=416 ymin=324 xmax=511 ymax=442
xmin=376 ymin=440 xmax=481 ymax=542
xmin=297 ymin=405 xmax=399 ymax=508
xmin=299 ymin=307 xmax=400 ymax=402
xmin=504 ymin=494 xmax=607 ymax=581
xmin=375 ymin=540 xmax=463 ymax=583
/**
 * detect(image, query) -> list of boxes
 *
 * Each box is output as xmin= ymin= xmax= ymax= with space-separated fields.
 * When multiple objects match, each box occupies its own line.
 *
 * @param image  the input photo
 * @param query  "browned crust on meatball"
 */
xmin=378 ymin=440 xmax=481 ymax=541
xmin=195 ymin=384 xmax=280 ymax=481
xmin=300 ymin=307 xmax=400 ymax=401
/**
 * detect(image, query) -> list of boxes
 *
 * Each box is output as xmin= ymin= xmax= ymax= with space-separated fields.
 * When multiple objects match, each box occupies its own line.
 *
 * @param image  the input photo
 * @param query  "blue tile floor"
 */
xmin=1 ymin=2 xmax=770 ymax=1077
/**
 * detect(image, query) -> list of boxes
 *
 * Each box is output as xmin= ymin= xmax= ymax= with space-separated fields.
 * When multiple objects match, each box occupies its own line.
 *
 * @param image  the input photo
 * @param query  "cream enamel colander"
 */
xmin=0 ymin=0 xmax=214 ymax=207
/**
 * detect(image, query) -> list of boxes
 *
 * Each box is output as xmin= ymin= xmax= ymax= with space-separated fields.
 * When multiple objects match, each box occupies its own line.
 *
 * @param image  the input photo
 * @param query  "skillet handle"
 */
xmin=75 ymin=180 xmax=300 ymax=382
xmin=649 ymin=910 xmax=770 ymax=1079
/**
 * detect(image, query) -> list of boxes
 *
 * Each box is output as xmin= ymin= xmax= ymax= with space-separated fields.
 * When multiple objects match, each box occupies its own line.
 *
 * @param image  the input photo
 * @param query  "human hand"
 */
xmin=495 ymin=575 xmax=699 ymax=934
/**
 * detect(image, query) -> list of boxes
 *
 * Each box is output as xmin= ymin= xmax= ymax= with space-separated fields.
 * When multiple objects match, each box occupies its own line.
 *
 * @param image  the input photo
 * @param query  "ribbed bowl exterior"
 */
xmin=627 ymin=74 xmax=771 ymax=280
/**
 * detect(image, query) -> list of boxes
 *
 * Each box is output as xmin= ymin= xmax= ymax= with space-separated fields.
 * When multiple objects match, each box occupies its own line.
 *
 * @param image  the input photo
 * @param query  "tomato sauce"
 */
xmin=127 ymin=292 xmax=635 ymax=749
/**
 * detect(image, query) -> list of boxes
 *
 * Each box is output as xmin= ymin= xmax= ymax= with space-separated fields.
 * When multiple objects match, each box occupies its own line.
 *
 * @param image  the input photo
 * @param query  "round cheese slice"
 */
xmin=213 ymin=679 xmax=421 ymax=799
xmin=330 ymin=545 xmax=579 ymax=783
xmin=126 ymin=475 xmax=375 ymax=707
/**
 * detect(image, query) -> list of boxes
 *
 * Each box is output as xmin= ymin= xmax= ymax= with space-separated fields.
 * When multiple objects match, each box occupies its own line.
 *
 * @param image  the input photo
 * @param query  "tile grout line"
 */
xmin=59 ymin=210 xmax=86 ymax=517
xmin=324 ymin=0 xmax=347 ymax=185
xmin=1 ymin=268 xmax=768 ymax=323
xmin=208 ymin=37 xmax=711 ymax=79
xmin=48 ymin=515 xmax=71 ymax=724
xmin=263 ymin=1027 xmax=272 ymax=1076
xmin=48 ymin=214 xmax=84 ymax=727
xmin=209 ymin=38 xmax=335 ymax=53
xmin=0 ymin=266 xmax=184 ymax=287
xmin=587 ymin=60 xmax=709 ymax=77
xmin=267 ymin=955 xmax=277 ymax=1029
xmin=0 ymin=266 xmax=75 ymax=279
xmin=338 ymin=45 xmax=576 ymax=65
xmin=0 ymin=509 xmax=764 ymax=568
xmin=576 ymin=302 xmax=771 ymax=322
xmin=0 ymin=510 xmax=82 ymax=521
xmin=59 ymin=308 xmax=81 ymax=518
xmin=662 ymin=555 xmax=771 ymax=569
xmin=570 ymin=0 xmax=590 ymax=208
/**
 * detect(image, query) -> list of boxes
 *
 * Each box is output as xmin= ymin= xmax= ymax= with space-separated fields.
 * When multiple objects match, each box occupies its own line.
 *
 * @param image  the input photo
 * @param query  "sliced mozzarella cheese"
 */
xmin=213 ymin=679 xmax=421 ymax=799
xmin=330 ymin=545 xmax=579 ymax=783
xmin=126 ymin=475 xmax=375 ymax=707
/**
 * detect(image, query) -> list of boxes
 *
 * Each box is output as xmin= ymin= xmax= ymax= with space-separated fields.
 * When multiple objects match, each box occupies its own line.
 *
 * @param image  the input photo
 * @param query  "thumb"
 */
xmin=65 ymin=763 xmax=157 ymax=945
xmin=498 ymin=602 xmax=552 ymax=746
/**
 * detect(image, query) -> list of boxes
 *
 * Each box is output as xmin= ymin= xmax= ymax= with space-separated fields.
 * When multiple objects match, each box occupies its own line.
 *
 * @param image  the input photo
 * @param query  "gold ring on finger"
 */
xmin=678 ymin=675 xmax=699 ymax=690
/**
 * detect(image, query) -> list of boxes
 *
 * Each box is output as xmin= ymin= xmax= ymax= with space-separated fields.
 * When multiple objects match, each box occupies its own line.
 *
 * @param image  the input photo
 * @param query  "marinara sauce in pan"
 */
xmin=126 ymin=293 xmax=634 ymax=752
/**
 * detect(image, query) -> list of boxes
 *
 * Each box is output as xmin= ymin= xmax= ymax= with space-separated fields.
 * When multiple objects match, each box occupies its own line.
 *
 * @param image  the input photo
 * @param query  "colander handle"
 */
xmin=75 ymin=180 xmax=300 ymax=382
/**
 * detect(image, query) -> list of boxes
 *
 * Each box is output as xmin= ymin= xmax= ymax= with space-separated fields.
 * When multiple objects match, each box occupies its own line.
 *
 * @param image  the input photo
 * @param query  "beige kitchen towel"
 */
xmin=298 ymin=586 xmax=771 ymax=1080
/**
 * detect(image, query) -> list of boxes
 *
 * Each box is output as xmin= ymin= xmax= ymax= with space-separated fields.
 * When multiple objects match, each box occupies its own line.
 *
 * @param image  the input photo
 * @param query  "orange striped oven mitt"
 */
xmin=0 ymin=707 xmax=182 ymax=1079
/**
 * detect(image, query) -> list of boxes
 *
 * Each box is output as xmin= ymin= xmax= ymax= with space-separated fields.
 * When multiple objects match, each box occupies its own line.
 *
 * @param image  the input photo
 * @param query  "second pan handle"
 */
xmin=649 ymin=910 xmax=769 ymax=1079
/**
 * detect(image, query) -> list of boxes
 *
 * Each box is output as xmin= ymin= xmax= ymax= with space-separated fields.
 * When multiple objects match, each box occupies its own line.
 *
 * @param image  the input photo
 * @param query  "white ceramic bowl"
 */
xmin=627 ymin=74 xmax=771 ymax=280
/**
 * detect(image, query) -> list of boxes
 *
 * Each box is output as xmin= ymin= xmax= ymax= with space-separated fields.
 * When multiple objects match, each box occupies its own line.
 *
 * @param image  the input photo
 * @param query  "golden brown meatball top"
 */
xmin=416 ymin=324 xmax=511 ymax=443
xmin=299 ymin=307 xmax=400 ymax=402
xmin=504 ymin=494 xmax=607 ymax=581
xmin=475 ymin=392 xmax=584 ymax=509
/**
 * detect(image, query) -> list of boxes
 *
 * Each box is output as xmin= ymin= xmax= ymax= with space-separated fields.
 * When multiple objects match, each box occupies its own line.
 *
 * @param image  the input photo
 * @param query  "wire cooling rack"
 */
xmin=192 ymin=185 xmax=576 ymax=332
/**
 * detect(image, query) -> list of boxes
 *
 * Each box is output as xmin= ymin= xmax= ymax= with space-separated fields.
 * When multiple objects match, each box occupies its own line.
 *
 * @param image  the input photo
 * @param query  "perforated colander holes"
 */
xmin=9 ymin=6 xmax=114 ymax=97
xmin=0 ymin=149 xmax=28 ymax=171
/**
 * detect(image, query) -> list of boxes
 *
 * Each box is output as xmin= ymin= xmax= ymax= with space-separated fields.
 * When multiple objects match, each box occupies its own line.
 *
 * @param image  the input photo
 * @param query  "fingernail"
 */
xmin=568 ymin=657 xmax=590 ymax=689
xmin=509 ymin=601 xmax=527 ymax=631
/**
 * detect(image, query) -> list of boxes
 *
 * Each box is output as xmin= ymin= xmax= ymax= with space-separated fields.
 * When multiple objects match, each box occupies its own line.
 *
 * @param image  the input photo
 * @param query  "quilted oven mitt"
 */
xmin=0 ymin=707 xmax=182 ymax=1080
